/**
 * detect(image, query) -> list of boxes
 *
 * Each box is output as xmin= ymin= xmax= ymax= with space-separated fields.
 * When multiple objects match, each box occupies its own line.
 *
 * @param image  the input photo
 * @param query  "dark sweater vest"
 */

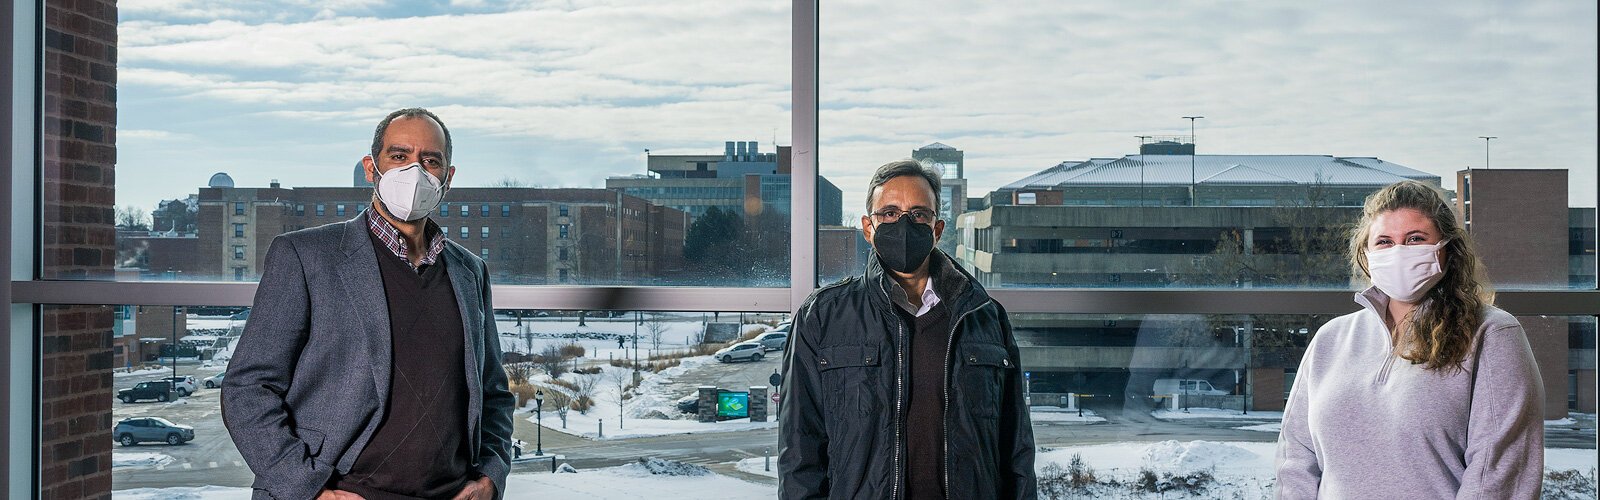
xmin=904 ymin=302 xmax=952 ymax=500
xmin=333 ymin=230 xmax=472 ymax=499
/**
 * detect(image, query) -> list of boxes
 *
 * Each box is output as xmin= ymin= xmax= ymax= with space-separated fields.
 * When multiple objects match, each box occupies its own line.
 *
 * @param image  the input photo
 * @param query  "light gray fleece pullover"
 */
xmin=1275 ymin=287 xmax=1545 ymax=499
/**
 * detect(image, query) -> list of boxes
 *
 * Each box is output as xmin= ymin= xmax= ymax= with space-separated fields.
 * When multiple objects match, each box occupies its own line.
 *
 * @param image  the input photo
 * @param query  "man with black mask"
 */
xmin=779 ymin=160 xmax=1036 ymax=500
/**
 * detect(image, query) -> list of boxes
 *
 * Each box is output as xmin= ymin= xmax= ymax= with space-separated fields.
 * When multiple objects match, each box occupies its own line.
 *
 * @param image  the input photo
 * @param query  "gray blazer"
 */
xmin=222 ymin=212 xmax=514 ymax=500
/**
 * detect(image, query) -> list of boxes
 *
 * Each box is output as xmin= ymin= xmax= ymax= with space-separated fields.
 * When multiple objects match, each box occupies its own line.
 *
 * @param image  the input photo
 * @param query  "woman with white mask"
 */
xmin=1275 ymin=180 xmax=1544 ymax=499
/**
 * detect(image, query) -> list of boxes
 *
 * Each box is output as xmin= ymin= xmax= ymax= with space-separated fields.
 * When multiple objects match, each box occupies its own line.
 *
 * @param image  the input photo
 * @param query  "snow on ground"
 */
xmin=114 ymin=463 xmax=773 ymax=500
xmin=1236 ymin=422 xmax=1282 ymax=433
xmin=736 ymin=457 xmax=779 ymax=478
xmin=527 ymin=354 xmax=778 ymax=440
xmin=1030 ymin=406 xmax=1106 ymax=423
xmin=1152 ymin=407 xmax=1284 ymax=421
xmin=113 ymin=368 xmax=169 ymax=378
xmin=112 ymin=452 xmax=175 ymax=469
xmin=1546 ymin=417 xmax=1577 ymax=426
xmin=183 ymin=316 xmax=241 ymax=331
xmin=495 ymin=317 xmax=761 ymax=363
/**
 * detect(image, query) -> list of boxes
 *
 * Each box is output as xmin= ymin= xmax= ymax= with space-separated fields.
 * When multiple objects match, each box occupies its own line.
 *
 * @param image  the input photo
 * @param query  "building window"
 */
xmin=233 ymin=223 xmax=245 ymax=238
xmin=481 ymin=204 xmax=490 ymax=217
xmin=233 ymin=245 xmax=245 ymax=260
xmin=461 ymin=205 xmax=470 ymax=217
xmin=315 ymin=204 xmax=325 ymax=216
xmin=481 ymin=227 xmax=490 ymax=239
xmin=559 ymin=205 xmax=569 ymax=217
xmin=296 ymin=204 xmax=305 ymax=216
xmin=559 ymin=269 xmax=569 ymax=282
xmin=559 ymin=248 xmax=568 ymax=261
xmin=440 ymin=203 xmax=449 ymax=217
xmin=336 ymin=204 xmax=346 ymax=216
xmin=559 ymin=224 xmax=570 ymax=239
xmin=234 ymin=267 xmax=246 ymax=281
xmin=460 ymin=226 xmax=469 ymax=239
xmin=233 ymin=202 xmax=245 ymax=215
xmin=481 ymin=248 xmax=490 ymax=260
xmin=501 ymin=204 xmax=510 ymax=217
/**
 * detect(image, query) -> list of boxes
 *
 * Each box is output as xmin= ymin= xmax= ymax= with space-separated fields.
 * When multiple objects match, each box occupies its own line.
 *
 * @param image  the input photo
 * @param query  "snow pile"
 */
xmin=111 ymin=485 xmax=250 ymax=500
xmin=112 ymin=452 xmax=175 ymax=469
xmin=1139 ymin=440 xmax=1257 ymax=471
xmin=1030 ymin=406 xmax=1106 ymax=423
xmin=556 ymin=463 xmax=579 ymax=473
xmin=1546 ymin=417 xmax=1576 ymax=426
xmin=630 ymin=458 xmax=711 ymax=477
xmin=735 ymin=457 xmax=778 ymax=478
xmin=114 ymin=368 xmax=169 ymax=378
xmin=624 ymin=356 xmax=712 ymax=420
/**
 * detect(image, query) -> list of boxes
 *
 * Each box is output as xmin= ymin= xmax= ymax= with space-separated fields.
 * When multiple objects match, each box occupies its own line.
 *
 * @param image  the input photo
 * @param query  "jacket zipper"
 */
xmin=877 ymin=280 xmax=907 ymax=500
xmin=943 ymin=299 xmax=991 ymax=498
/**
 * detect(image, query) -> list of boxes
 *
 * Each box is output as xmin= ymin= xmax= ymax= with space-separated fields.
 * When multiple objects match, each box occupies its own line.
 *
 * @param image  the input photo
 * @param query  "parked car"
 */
xmin=164 ymin=376 xmax=197 ymax=396
xmin=771 ymin=322 xmax=792 ymax=333
xmin=118 ymin=381 xmax=175 ymax=403
xmin=754 ymin=331 xmax=789 ymax=352
xmin=1151 ymin=378 xmax=1228 ymax=396
xmin=202 ymin=372 xmax=225 ymax=389
xmin=714 ymin=342 xmax=766 ymax=363
xmin=114 ymin=417 xmax=194 ymax=446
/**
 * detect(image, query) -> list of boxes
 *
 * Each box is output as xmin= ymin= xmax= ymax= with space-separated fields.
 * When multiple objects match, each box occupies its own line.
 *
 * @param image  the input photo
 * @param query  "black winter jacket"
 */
xmin=778 ymin=250 xmax=1037 ymax=500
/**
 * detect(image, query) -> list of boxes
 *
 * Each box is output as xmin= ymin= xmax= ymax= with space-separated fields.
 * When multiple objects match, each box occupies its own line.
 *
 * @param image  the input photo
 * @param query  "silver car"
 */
xmin=115 ymin=417 xmax=194 ymax=446
xmin=714 ymin=342 xmax=766 ymax=363
xmin=754 ymin=331 xmax=789 ymax=352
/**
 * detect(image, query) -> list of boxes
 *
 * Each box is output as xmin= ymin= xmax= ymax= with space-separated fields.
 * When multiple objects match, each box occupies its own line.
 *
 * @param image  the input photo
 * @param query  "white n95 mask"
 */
xmin=373 ymin=162 xmax=446 ymax=221
xmin=1366 ymin=240 xmax=1448 ymax=303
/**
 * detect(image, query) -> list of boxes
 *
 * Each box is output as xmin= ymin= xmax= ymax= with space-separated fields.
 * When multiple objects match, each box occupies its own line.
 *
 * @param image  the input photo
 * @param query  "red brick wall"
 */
xmin=41 ymin=0 xmax=118 ymax=498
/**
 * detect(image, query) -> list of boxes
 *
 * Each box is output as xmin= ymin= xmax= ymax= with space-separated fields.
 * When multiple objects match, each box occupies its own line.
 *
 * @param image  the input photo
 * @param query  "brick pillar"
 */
xmin=697 ymin=386 xmax=718 ymax=423
xmin=40 ymin=0 xmax=118 ymax=498
xmin=1249 ymin=367 xmax=1285 ymax=412
xmin=748 ymin=386 xmax=768 ymax=422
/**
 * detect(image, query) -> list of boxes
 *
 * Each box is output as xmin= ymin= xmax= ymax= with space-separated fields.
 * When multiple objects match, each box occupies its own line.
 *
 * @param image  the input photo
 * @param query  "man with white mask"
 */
xmin=224 ymin=108 xmax=513 ymax=500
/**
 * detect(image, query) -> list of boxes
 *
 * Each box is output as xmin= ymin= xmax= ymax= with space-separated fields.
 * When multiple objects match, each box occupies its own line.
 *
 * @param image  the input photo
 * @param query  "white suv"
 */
xmin=715 ymin=342 xmax=766 ymax=363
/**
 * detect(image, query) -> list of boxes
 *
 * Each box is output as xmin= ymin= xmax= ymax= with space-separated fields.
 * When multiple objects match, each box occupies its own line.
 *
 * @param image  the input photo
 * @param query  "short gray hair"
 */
xmin=865 ymin=159 xmax=942 ymax=213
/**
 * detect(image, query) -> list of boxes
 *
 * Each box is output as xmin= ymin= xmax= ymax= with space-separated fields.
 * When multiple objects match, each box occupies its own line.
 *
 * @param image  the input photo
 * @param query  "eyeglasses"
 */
xmin=870 ymin=208 xmax=937 ymax=224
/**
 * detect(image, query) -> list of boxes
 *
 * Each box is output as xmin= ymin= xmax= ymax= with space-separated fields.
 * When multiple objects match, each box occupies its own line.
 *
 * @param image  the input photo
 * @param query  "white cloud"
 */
xmin=111 ymin=0 xmax=1596 ymax=218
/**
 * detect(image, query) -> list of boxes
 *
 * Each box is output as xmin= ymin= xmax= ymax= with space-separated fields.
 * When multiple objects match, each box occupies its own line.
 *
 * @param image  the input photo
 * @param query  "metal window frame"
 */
xmin=2 ymin=1 xmax=1599 ymax=495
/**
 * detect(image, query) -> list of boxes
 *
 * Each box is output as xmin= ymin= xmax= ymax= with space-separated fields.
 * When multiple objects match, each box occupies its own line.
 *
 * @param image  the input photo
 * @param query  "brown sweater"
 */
xmin=904 ymin=303 xmax=951 ymax=500
xmin=332 ymin=229 xmax=473 ymax=499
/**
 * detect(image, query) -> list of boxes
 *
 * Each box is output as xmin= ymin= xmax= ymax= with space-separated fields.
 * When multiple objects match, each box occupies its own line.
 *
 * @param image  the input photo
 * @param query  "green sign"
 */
xmin=717 ymin=391 xmax=749 ymax=418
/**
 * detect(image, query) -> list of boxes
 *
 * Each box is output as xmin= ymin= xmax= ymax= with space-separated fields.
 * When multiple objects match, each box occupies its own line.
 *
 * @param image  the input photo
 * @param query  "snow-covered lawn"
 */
xmin=1030 ymin=406 xmax=1106 ymax=423
xmin=1235 ymin=422 xmax=1282 ymax=433
xmin=735 ymin=457 xmax=778 ymax=478
xmin=1152 ymin=407 xmax=1284 ymax=421
xmin=113 ymin=368 xmax=170 ymax=378
xmin=527 ymin=354 xmax=779 ymax=441
xmin=112 ymin=452 xmax=175 ymax=469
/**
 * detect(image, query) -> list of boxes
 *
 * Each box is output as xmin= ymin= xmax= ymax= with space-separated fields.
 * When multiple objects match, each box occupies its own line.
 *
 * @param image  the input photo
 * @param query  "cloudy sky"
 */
xmin=114 ymin=0 xmax=1596 ymax=222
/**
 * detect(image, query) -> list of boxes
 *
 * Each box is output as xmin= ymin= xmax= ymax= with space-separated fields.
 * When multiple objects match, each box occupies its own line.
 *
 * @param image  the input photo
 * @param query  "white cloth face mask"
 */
xmin=373 ymin=162 xmax=446 ymax=221
xmin=1366 ymin=240 xmax=1448 ymax=303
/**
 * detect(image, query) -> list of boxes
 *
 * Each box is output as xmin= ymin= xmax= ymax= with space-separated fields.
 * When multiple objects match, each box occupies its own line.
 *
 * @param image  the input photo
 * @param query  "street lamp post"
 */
xmin=1182 ymin=116 xmax=1204 ymax=206
xmin=170 ymin=306 xmax=181 ymax=398
xmin=1478 ymin=136 xmax=1497 ymax=169
xmin=534 ymin=390 xmax=545 ymax=456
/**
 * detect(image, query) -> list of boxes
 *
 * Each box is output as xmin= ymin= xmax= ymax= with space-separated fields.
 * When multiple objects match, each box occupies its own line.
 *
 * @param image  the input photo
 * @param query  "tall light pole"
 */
xmin=1183 ymin=116 xmax=1204 ymax=206
xmin=534 ymin=390 xmax=545 ymax=456
xmin=1478 ymin=136 xmax=1496 ymax=169
xmin=1135 ymin=136 xmax=1152 ymax=206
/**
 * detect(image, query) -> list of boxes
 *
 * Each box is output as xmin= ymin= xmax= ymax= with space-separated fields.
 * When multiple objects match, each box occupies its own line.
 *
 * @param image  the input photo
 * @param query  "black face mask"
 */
xmin=872 ymin=215 xmax=935 ymax=274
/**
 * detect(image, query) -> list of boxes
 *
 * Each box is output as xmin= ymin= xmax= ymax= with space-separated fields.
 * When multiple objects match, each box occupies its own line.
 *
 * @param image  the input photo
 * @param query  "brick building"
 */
xmin=194 ymin=181 xmax=689 ymax=285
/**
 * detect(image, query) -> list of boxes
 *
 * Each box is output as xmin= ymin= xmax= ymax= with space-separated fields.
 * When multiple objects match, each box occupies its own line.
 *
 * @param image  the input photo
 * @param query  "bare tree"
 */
xmin=116 ymin=206 xmax=150 ymax=231
xmin=504 ymin=361 xmax=532 ymax=386
xmin=605 ymin=367 xmax=632 ymax=429
xmin=537 ymin=344 xmax=568 ymax=379
xmin=491 ymin=176 xmax=530 ymax=188
xmin=644 ymin=316 xmax=669 ymax=354
xmin=571 ymin=371 xmax=600 ymax=415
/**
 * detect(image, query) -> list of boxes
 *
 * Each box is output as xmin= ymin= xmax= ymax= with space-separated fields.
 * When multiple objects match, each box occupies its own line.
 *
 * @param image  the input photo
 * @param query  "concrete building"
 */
xmin=195 ymin=181 xmax=689 ymax=285
xmin=913 ymin=142 xmax=969 ymax=254
xmin=607 ymin=141 xmax=844 ymax=226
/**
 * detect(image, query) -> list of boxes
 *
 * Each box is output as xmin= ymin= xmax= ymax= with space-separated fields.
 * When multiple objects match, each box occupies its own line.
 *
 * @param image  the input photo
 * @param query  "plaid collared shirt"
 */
xmin=366 ymin=208 xmax=447 ymax=273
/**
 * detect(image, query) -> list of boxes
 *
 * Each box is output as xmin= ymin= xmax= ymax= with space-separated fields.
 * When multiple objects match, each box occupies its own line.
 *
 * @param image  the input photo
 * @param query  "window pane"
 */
xmin=817 ymin=1 xmax=1597 ymax=290
xmin=81 ymin=1 xmax=791 ymax=286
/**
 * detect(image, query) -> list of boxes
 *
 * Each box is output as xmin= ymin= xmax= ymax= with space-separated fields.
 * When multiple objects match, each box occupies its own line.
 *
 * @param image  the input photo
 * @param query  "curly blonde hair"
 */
xmin=1350 ymin=180 xmax=1495 ymax=372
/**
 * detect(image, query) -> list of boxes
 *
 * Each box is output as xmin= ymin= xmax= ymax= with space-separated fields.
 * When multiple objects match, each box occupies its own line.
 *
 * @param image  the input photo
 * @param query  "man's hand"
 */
xmin=316 ymin=489 xmax=365 ymax=500
xmin=452 ymin=476 xmax=497 ymax=500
